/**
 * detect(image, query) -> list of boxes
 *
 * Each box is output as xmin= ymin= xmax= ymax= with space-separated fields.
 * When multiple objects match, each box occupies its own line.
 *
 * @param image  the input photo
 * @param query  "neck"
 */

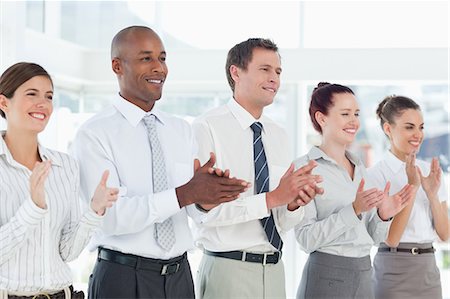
xmin=233 ymin=96 xmax=263 ymax=119
xmin=390 ymin=148 xmax=407 ymax=162
xmin=319 ymin=139 xmax=349 ymax=166
xmin=4 ymin=127 xmax=40 ymax=170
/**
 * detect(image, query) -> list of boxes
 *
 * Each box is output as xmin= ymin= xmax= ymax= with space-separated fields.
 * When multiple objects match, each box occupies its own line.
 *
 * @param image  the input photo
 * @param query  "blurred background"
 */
xmin=0 ymin=1 xmax=449 ymax=298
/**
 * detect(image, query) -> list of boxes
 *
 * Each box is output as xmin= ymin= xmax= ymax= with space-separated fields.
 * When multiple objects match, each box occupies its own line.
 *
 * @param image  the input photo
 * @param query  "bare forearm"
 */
xmin=385 ymin=201 xmax=414 ymax=247
xmin=429 ymin=198 xmax=449 ymax=241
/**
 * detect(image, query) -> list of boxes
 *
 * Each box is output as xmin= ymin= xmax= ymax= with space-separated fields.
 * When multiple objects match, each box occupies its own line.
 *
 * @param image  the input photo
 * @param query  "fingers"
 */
xmin=293 ymin=160 xmax=318 ymax=176
xmin=282 ymin=163 xmax=295 ymax=179
xmin=193 ymin=159 xmax=201 ymax=172
xmin=203 ymin=152 xmax=216 ymax=169
xmin=99 ymin=170 xmax=109 ymax=187
xmin=357 ymin=178 xmax=365 ymax=193
xmin=383 ymin=181 xmax=391 ymax=196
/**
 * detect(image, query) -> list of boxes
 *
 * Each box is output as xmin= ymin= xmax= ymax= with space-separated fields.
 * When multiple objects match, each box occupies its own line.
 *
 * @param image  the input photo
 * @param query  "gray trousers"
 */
xmin=196 ymin=253 xmax=286 ymax=299
xmin=373 ymin=242 xmax=442 ymax=299
xmin=297 ymin=251 xmax=374 ymax=299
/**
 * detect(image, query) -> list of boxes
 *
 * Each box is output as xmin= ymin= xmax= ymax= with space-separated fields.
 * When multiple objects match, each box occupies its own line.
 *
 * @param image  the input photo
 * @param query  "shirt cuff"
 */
xmin=154 ymin=188 xmax=181 ymax=221
xmin=246 ymin=193 xmax=271 ymax=219
xmin=16 ymin=197 xmax=47 ymax=227
xmin=83 ymin=205 xmax=105 ymax=227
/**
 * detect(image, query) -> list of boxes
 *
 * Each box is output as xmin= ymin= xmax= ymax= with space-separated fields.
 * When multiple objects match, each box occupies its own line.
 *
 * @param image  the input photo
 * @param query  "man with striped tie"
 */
xmin=192 ymin=38 xmax=323 ymax=298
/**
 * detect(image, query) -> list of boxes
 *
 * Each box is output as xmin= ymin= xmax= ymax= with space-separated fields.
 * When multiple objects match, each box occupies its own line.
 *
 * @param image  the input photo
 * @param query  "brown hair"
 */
xmin=0 ymin=62 xmax=53 ymax=119
xmin=225 ymin=38 xmax=278 ymax=92
xmin=376 ymin=95 xmax=421 ymax=132
xmin=309 ymin=82 xmax=355 ymax=133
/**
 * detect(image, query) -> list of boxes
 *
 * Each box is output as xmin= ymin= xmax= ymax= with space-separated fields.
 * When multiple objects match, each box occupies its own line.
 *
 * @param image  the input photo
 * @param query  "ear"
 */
xmin=0 ymin=94 xmax=9 ymax=115
xmin=112 ymin=58 xmax=122 ymax=75
xmin=315 ymin=111 xmax=326 ymax=128
xmin=229 ymin=65 xmax=239 ymax=85
xmin=383 ymin=122 xmax=392 ymax=139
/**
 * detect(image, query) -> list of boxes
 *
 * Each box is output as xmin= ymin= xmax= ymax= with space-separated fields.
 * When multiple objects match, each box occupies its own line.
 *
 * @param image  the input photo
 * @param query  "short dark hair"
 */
xmin=309 ymin=82 xmax=355 ymax=134
xmin=0 ymin=62 xmax=53 ymax=119
xmin=376 ymin=95 xmax=421 ymax=131
xmin=225 ymin=38 xmax=278 ymax=92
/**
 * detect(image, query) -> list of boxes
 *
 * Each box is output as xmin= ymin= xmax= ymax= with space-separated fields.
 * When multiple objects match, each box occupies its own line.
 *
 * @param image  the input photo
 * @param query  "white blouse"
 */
xmin=368 ymin=150 xmax=448 ymax=243
xmin=0 ymin=132 xmax=102 ymax=292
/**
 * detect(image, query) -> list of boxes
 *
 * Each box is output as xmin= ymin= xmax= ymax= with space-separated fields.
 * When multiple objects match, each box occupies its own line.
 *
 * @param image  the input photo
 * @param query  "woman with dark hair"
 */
xmin=294 ymin=83 xmax=414 ymax=299
xmin=0 ymin=62 xmax=119 ymax=299
xmin=369 ymin=95 xmax=449 ymax=298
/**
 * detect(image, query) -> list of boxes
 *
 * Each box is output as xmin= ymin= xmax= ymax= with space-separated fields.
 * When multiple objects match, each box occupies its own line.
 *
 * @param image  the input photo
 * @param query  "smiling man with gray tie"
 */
xmin=71 ymin=26 xmax=250 ymax=299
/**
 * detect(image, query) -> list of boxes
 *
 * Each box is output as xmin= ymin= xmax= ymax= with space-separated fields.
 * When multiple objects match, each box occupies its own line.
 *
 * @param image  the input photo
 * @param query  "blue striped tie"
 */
xmin=250 ymin=122 xmax=283 ymax=251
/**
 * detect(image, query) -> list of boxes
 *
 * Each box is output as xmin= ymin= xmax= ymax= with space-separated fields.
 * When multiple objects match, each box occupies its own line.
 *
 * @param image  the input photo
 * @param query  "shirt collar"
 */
xmin=0 ymin=131 xmax=62 ymax=167
xmin=226 ymin=98 xmax=268 ymax=131
xmin=113 ymin=93 xmax=166 ymax=127
xmin=307 ymin=146 xmax=361 ymax=166
xmin=385 ymin=149 xmax=405 ymax=173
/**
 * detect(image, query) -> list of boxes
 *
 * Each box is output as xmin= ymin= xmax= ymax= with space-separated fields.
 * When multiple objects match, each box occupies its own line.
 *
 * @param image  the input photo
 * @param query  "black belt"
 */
xmin=7 ymin=286 xmax=84 ymax=299
xmin=204 ymin=250 xmax=281 ymax=265
xmin=378 ymin=246 xmax=435 ymax=255
xmin=98 ymin=247 xmax=186 ymax=275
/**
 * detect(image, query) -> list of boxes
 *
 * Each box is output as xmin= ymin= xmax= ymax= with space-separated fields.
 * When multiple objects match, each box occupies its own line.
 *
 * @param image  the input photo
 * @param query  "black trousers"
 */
xmin=88 ymin=252 xmax=194 ymax=299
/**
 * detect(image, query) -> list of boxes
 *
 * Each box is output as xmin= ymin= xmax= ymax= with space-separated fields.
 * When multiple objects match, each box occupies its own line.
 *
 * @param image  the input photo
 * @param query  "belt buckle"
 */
xmin=161 ymin=262 xmax=180 ymax=275
xmin=411 ymin=247 xmax=419 ymax=255
xmin=241 ymin=251 xmax=247 ymax=262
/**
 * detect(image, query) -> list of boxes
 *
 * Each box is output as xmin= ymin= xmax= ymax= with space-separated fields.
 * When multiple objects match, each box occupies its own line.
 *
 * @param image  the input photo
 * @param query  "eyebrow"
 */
xmin=24 ymin=88 xmax=53 ymax=93
xmin=404 ymin=122 xmax=424 ymax=126
xmin=138 ymin=50 xmax=166 ymax=55
xmin=339 ymin=108 xmax=360 ymax=111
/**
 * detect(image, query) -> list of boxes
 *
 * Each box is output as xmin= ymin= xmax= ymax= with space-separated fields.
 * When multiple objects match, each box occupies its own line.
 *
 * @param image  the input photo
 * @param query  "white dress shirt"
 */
xmin=0 ymin=131 xmax=102 ymax=292
xmin=368 ymin=150 xmax=448 ymax=243
xmin=190 ymin=99 xmax=304 ymax=253
xmin=294 ymin=146 xmax=391 ymax=258
xmin=71 ymin=94 xmax=196 ymax=259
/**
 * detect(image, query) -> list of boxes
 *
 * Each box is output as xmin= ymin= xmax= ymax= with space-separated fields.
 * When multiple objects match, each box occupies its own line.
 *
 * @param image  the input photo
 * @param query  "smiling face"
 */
xmin=231 ymin=47 xmax=281 ymax=118
xmin=384 ymin=108 xmax=424 ymax=160
xmin=0 ymin=75 xmax=53 ymax=133
xmin=317 ymin=92 xmax=360 ymax=146
xmin=112 ymin=28 xmax=168 ymax=111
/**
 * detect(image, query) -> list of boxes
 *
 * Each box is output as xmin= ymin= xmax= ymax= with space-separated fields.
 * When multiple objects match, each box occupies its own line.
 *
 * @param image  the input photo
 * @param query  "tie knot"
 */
xmin=143 ymin=114 xmax=156 ymax=130
xmin=250 ymin=122 xmax=263 ymax=135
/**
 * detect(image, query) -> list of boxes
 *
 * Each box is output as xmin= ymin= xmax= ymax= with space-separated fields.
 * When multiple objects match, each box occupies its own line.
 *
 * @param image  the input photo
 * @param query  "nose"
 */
xmin=151 ymin=60 xmax=165 ymax=73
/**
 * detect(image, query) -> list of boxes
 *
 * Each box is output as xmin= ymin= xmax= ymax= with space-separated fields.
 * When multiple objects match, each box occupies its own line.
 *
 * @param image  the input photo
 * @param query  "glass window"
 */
xmin=303 ymin=1 xmax=449 ymax=48
xmin=26 ymin=0 xmax=45 ymax=32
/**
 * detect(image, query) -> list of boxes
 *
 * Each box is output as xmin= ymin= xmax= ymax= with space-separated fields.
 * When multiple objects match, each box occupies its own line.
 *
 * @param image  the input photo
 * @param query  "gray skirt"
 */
xmin=297 ymin=251 xmax=374 ymax=299
xmin=373 ymin=242 xmax=442 ymax=299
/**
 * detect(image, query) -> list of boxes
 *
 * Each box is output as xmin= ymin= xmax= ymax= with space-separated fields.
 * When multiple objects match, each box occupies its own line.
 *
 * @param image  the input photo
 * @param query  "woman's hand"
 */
xmin=352 ymin=179 xmax=384 ymax=216
xmin=419 ymin=157 xmax=441 ymax=201
xmin=91 ymin=170 xmax=119 ymax=216
xmin=377 ymin=182 xmax=414 ymax=220
xmin=30 ymin=160 xmax=52 ymax=209
xmin=405 ymin=151 xmax=420 ymax=188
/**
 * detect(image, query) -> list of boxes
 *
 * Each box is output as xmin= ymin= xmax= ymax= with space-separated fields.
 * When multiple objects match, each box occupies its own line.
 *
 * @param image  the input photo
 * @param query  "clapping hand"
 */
xmin=91 ymin=170 xmax=119 ymax=216
xmin=30 ymin=160 xmax=52 ymax=209
xmin=418 ymin=157 xmax=441 ymax=200
xmin=377 ymin=182 xmax=415 ymax=220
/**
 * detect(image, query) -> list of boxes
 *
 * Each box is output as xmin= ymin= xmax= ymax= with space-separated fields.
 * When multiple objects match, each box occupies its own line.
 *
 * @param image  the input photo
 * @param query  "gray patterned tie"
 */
xmin=143 ymin=114 xmax=175 ymax=250
xmin=250 ymin=122 xmax=283 ymax=251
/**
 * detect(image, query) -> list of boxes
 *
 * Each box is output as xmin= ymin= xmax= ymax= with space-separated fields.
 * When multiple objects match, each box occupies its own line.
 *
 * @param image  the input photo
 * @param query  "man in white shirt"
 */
xmin=72 ymin=26 xmax=249 ymax=299
xmin=192 ymin=38 xmax=323 ymax=298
